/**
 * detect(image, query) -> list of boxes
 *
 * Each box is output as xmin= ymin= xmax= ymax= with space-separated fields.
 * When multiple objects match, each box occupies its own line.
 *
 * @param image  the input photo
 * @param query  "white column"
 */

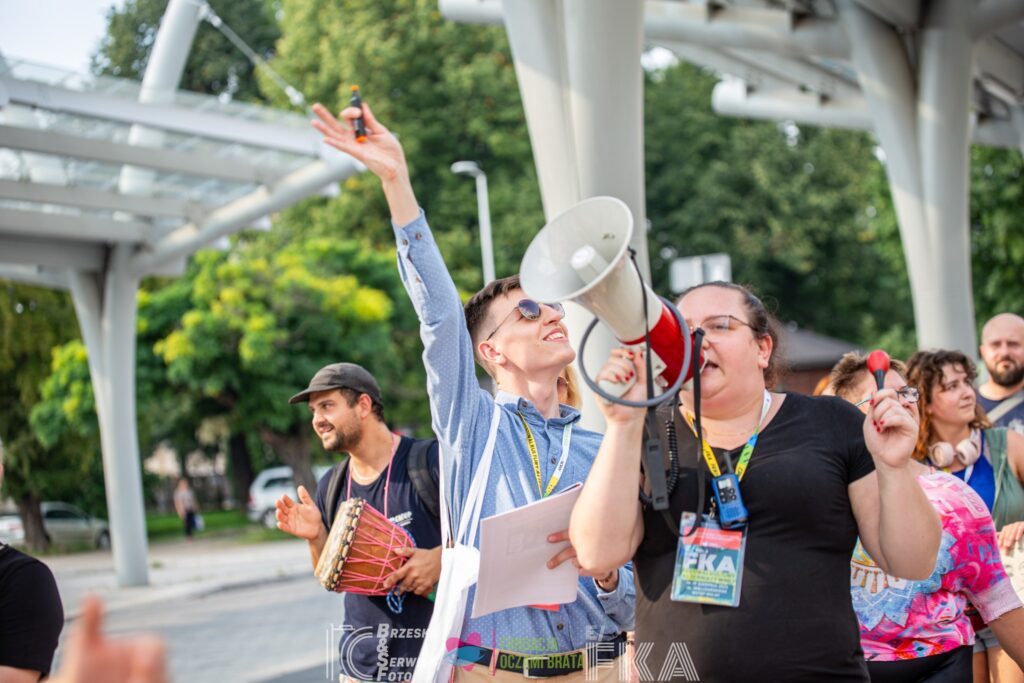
xmin=838 ymin=0 xmax=976 ymax=353
xmin=503 ymin=0 xmax=647 ymax=429
xmin=917 ymin=0 xmax=976 ymax=352
xmin=119 ymin=0 xmax=204 ymax=196
xmin=68 ymin=253 xmax=149 ymax=587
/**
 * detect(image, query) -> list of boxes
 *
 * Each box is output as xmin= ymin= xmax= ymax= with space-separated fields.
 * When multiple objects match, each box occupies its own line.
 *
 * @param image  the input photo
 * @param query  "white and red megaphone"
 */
xmin=520 ymin=196 xmax=695 ymax=398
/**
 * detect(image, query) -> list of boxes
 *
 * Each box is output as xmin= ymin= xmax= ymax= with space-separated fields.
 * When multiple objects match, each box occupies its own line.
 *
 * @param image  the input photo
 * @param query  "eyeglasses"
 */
xmin=485 ymin=299 xmax=566 ymax=340
xmin=684 ymin=314 xmax=757 ymax=340
xmin=854 ymin=386 xmax=920 ymax=407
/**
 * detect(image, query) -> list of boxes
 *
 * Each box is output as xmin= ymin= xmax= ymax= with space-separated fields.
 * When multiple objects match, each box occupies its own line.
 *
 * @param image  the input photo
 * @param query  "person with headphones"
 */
xmin=907 ymin=349 xmax=1024 ymax=683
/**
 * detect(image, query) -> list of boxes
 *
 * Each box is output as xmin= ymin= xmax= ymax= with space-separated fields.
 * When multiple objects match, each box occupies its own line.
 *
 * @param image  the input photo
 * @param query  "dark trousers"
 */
xmin=184 ymin=510 xmax=197 ymax=537
xmin=867 ymin=646 xmax=973 ymax=683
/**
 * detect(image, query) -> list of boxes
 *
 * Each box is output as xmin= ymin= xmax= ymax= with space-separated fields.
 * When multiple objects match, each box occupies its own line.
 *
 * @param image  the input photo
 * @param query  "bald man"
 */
xmin=979 ymin=313 xmax=1024 ymax=434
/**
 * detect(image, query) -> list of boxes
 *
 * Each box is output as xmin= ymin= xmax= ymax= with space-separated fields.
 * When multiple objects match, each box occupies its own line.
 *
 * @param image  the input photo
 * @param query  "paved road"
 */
xmin=64 ymin=573 xmax=345 ymax=683
xmin=46 ymin=538 xmax=349 ymax=682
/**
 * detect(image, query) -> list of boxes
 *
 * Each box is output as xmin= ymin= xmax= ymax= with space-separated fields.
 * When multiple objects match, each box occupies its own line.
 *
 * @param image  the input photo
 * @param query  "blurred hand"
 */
xmin=275 ymin=486 xmax=323 ymax=541
xmin=594 ymin=348 xmax=648 ymax=426
xmin=311 ymin=102 xmax=408 ymax=183
xmin=545 ymin=530 xmax=617 ymax=589
xmin=863 ymin=388 xmax=919 ymax=470
xmin=51 ymin=596 xmax=168 ymax=683
xmin=998 ymin=521 xmax=1024 ymax=554
xmin=384 ymin=546 xmax=441 ymax=596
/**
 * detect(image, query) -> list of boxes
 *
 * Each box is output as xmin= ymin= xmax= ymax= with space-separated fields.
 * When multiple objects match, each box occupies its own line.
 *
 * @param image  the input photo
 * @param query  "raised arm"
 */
xmin=311 ymin=102 xmax=490 ymax=453
xmin=851 ymin=387 xmax=941 ymax=580
xmin=570 ymin=349 xmax=648 ymax=574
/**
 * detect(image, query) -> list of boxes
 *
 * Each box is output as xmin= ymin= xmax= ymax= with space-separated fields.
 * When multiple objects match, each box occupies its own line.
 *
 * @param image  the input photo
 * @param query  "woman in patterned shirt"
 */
xmin=831 ymin=353 xmax=1024 ymax=682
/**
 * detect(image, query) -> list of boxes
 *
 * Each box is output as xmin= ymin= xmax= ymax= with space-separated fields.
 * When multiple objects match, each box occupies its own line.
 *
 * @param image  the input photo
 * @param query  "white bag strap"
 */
xmin=455 ymin=404 xmax=502 ymax=546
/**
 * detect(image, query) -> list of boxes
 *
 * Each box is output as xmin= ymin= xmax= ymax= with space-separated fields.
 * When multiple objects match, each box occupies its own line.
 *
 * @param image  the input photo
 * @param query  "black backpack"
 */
xmin=323 ymin=438 xmax=441 ymax=528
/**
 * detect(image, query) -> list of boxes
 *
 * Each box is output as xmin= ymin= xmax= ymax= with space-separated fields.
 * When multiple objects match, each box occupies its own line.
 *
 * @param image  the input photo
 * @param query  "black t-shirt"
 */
xmin=0 ymin=544 xmax=64 ymax=677
xmin=315 ymin=437 xmax=441 ymax=682
xmin=634 ymin=394 xmax=875 ymax=682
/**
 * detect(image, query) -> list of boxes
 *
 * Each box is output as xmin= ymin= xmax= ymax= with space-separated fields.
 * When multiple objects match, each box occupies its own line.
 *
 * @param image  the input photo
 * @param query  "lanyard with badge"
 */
xmin=518 ymin=412 xmax=574 ymax=612
xmin=671 ymin=390 xmax=771 ymax=607
xmin=517 ymin=412 xmax=573 ymax=498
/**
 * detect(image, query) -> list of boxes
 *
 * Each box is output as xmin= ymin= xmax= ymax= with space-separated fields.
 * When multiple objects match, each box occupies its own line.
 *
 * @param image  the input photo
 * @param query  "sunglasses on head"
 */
xmin=485 ymin=299 xmax=566 ymax=340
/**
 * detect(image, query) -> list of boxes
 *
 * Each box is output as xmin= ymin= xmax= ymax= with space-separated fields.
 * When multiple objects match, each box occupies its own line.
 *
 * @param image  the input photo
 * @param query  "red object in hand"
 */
xmin=866 ymin=349 xmax=890 ymax=391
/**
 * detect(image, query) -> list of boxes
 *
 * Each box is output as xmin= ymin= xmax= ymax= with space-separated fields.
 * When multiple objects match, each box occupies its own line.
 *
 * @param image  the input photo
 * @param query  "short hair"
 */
xmin=337 ymin=387 xmax=386 ymax=423
xmin=464 ymin=275 xmax=523 ymax=369
xmin=906 ymin=349 xmax=991 ymax=461
xmin=829 ymin=352 xmax=908 ymax=402
xmin=677 ymin=281 xmax=786 ymax=388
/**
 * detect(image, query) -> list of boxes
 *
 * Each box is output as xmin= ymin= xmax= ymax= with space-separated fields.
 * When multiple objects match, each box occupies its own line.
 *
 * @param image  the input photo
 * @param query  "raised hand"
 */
xmin=594 ymin=348 xmax=648 ymax=425
xmin=311 ymin=102 xmax=407 ymax=183
xmin=275 ymin=485 xmax=324 ymax=541
xmin=862 ymin=387 xmax=919 ymax=470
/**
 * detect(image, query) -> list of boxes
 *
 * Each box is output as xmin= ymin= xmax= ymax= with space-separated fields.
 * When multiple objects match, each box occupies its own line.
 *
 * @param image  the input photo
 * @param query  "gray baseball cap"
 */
xmin=288 ymin=362 xmax=382 ymax=405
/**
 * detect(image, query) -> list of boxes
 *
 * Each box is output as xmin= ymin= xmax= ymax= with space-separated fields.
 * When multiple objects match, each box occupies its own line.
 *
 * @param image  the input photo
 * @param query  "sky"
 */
xmin=0 ymin=0 xmax=125 ymax=74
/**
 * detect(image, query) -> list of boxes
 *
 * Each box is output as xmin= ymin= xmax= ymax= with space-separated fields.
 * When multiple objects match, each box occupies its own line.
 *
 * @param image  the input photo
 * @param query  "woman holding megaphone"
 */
xmin=569 ymin=282 xmax=941 ymax=682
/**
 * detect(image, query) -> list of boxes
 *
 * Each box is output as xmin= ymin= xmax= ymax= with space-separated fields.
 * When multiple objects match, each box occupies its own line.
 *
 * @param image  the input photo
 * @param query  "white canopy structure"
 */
xmin=443 ymin=0 xmax=1024 ymax=368
xmin=0 ymin=0 xmax=362 ymax=585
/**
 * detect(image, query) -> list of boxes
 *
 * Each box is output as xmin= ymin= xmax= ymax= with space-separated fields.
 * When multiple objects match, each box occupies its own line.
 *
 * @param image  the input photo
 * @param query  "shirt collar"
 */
xmin=494 ymin=390 xmax=581 ymax=426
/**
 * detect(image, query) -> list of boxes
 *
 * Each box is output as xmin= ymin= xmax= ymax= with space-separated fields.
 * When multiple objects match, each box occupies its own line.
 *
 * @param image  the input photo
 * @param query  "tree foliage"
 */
xmin=645 ymin=63 xmax=916 ymax=357
xmin=92 ymin=0 xmax=280 ymax=103
xmin=0 ymin=284 xmax=89 ymax=550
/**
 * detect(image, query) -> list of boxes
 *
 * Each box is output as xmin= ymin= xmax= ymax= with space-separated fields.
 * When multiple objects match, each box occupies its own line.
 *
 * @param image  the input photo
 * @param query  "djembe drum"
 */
xmin=315 ymin=497 xmax=413 ymax=595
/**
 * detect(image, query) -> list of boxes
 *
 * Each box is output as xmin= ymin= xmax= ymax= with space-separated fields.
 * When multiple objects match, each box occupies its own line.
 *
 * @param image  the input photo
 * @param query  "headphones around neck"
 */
xmin=929 ymin=430 xmax=981 ymax=468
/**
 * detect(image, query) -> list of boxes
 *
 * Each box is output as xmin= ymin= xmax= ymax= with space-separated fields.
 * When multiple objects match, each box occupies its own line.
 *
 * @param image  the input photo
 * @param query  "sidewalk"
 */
xmin=44 ymin=535 xmax=313 ymax=619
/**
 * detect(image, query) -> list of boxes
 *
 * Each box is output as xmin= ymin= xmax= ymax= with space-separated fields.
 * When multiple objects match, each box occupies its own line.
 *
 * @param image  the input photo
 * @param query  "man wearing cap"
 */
xmin=276 ymin=362 xmax=443 ymax=683
xmin=310 ymin=100 xmax=633 ymax=681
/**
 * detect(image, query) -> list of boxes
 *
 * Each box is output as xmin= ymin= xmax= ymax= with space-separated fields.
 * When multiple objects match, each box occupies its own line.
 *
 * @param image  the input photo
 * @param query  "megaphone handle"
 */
xmin=598 ymin=374 xmax=638 ymax=399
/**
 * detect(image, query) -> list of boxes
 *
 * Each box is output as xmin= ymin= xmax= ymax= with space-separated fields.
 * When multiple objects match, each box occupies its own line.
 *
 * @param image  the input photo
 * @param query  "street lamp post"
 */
xmin=450 ymin=160 xmax=496 ymax=285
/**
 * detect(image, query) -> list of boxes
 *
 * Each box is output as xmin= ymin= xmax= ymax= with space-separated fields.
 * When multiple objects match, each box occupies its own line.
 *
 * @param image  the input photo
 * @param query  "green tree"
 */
xmin=645 ymin=63 xmax=915 ymax=357
xmin=265 ymin=0 xmax=543 ymax=286
xmin=92 ymin=0 xmax=281 ymax=104
xmin=0 ymin=284 xmax=86 ymax=551
xmin=149 ymin=237 xmax=414 ymax=493
xmin=967 ymin=146 xmax=1024 ymax=331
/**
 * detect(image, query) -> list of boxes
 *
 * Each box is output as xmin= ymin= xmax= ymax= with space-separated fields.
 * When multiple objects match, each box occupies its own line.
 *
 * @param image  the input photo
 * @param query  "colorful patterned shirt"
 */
xmin=851 ymin=471 xmax=1022 ymax=661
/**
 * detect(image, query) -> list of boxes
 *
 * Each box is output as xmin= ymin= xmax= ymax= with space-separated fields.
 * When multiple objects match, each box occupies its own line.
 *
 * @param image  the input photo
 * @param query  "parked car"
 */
xmin=247 ymin=465 xmax=332 ymax=529
xmin=0 ymin=502 xmax=110 ymax=549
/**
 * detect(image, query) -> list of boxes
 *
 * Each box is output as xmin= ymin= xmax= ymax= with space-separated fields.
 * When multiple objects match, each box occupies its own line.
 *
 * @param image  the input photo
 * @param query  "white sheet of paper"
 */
xmin=471 ymin=483 xmax=583 ymax=619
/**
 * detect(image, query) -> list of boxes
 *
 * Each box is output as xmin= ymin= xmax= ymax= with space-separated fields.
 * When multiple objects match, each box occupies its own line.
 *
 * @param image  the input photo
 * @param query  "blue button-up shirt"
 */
xmin=393 ymin=211 xmax=634 ymax=655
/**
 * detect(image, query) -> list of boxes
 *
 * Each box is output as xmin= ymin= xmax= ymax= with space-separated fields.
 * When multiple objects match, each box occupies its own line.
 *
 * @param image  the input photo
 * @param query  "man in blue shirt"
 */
xmin=276 ymin=362 xmax=442 ymax=682
xmin=310 ymin=102 xmax=634 ymax=682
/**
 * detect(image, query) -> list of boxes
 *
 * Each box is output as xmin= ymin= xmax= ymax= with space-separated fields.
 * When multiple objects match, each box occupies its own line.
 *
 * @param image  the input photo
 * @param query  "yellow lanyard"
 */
xmin=517 ymin=412 xmax=573 ymax=497
xmin=684 ymin=391 xmax=772 ymax=481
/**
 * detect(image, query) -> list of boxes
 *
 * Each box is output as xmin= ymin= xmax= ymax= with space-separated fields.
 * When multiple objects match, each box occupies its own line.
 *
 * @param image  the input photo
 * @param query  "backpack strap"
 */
xmin=407 ymin=438 xmax=441 ymax=521
xmin=987 ymin=390 xmax=1024 ymax=424
xmin=323 ymin=458 xmax=350 ymax=529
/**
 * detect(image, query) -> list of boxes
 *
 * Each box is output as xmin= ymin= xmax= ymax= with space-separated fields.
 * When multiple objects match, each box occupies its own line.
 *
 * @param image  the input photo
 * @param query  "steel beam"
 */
xmin=440 ymin=0 xmax=851 ymax=58
xmin=0 ymin=180 xmax=208 ymax=219
xmin=0 ymin=75 xmax=321 ymax=157
xmin=131 ymin=156 xmax=362 ymax=274
xmin=0 ymin=125 xmax=283 ymax=185
xmin=0 ymin=235 xmax=105 ymax=269
xmin=974 ymin=0 xmax=1024 ymax=38
xmin=0 ymin=264 xmax=69 ymax=290
xmin=0 ymin=207 xmax=151 ymax=243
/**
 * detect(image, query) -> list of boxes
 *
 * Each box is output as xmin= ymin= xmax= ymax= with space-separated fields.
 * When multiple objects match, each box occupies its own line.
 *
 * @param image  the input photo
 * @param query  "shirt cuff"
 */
xmin=594 ymin=568 xmax=627 ymax=600
xmin=392 ymin=208 xmax=428 ymax=235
